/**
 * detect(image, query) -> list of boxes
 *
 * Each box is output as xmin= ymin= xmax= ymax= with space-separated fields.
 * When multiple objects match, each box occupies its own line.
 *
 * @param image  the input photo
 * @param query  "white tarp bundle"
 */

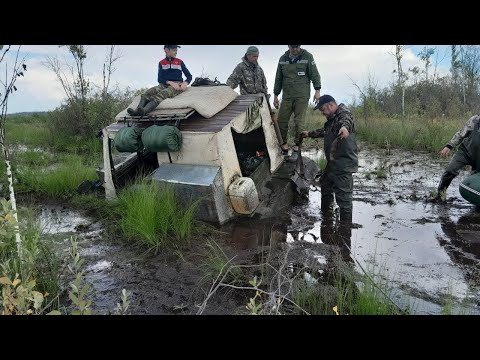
xmin=116 ymin=86 xmax=238 ymax=120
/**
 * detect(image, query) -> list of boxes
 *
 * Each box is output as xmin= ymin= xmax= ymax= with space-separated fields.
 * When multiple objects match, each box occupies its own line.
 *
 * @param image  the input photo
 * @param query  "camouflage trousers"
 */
xmin=143 ymin=83 xmax=183 ymax=104
xmin=277 ymin=97 xmax=309 ymax=146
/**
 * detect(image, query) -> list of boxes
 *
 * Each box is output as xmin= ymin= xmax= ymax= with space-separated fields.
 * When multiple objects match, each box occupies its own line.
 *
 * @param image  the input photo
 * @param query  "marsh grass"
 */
xmin=18 ymin=159 xmax=97 ymax=198
xmin=356 ymin=116 xmax=465 ymax=153
xmin=116 ymin=181 xmax=200 ymax=253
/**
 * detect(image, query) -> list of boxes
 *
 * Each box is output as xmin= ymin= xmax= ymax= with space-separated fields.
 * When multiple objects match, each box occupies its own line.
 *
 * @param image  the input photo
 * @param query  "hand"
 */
xmin=313 ymin=89 xmax=321 ymax=103
xmin=338 ymin=126 xmax=349 ymax=139
xmin=273 ymin=95 xmax=279 ymax=109
xmin=168 ymin=81 xmax=181 ymax=91
xmin=179 ymin=81 xmax=188 ymax=91
xmin=439 ymin=147 xmax=450 ymax=157
xmin=301 ymin=131 xmax=309 ymax=138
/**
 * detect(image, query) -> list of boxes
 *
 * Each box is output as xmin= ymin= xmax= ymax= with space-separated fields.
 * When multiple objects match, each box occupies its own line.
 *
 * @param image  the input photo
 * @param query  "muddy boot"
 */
xmin=127 ymin=97 xmax=148 ymax=116
xmin=321 ymin=202 xmax=335 ymax=220
xmin=138 ymin=100 xmax=159 ymax=117
xmin=339 ymin=208 xmax=353 ymax=226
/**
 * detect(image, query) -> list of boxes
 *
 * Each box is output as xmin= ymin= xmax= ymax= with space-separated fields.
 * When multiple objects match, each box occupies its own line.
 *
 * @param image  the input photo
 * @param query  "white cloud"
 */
xmin=3 ymin=45 xmax=453 ymax=114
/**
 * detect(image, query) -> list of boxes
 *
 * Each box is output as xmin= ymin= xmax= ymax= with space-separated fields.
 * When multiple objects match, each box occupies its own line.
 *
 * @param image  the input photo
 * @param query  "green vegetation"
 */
xmin=116 ymin=181 xmax=200 ymax=253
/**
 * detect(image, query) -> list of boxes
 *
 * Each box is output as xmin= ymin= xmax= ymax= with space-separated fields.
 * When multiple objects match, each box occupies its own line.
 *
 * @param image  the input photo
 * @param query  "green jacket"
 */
xmin=273 ymin=48 xmax=321 ymax=99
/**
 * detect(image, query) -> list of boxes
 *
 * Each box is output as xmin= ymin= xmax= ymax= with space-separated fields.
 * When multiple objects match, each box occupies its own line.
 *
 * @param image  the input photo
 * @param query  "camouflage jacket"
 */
xmin=226 ymin=57 xmax=269 ymax=96
xmin=447 ymin=115 xmax=480 ymax=148
xmin=309 ymin=103 xmax=358 ymax=173
xmin=273 ymin=48 xmax=321 ymax=99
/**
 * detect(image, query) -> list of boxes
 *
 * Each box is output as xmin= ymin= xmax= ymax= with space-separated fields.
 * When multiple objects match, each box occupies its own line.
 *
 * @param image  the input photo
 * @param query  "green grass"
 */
xmin=356 ymin=116 xmax=465 ymax=153
xmin=116 ymin=181 xmax=200 ymax=253
xmin=17 ymin=161 xmax=97 ymax=198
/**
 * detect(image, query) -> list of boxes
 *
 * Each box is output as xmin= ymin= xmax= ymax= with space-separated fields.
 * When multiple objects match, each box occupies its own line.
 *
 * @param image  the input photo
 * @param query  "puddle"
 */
xmin=288 ymin=144 xmax=480 ymax=314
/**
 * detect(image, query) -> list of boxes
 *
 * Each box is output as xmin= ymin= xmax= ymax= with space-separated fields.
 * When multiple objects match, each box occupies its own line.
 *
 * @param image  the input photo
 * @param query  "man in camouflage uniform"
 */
xmin=435 ymin=114 xmax=480 ymax=199
xmin=274 ymin=45 xmax=321 ymax=153
xmin=128 ymin=45 xmax=192 ymax=116
xmin=302 ymin=95 xmax=358 ymax=224
xmin=226 ymin=46 xmax=269 ymax=98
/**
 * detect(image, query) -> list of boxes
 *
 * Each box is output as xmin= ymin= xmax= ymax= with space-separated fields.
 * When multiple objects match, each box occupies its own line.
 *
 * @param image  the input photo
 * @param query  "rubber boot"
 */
xmin=137 ymin=100 xmax=159 ymax=117
xmin=437 ymin=174 xmax=455 ymax=195
xmin=339 ymin=208 xmax=353 ymax=226
xmin=127 ymin=97 xmax=148 ymax=116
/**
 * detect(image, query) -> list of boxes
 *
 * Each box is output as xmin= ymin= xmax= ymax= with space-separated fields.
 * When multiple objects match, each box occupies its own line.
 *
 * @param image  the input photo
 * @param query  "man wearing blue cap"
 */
xmin=301 ymin=95 xmax=358 ymax=224
xmin=128 ymin=45 xmax=192 ymax=116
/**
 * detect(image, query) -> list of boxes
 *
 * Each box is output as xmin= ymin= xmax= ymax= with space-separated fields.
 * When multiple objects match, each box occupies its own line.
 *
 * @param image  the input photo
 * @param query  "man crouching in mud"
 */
xmin=301 ymin=95 xmax=358 ymax=225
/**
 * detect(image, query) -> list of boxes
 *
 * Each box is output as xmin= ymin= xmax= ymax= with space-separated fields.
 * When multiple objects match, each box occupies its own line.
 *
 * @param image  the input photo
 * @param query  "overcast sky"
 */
xmin=3 ymin=45 xmax=452 ymax=114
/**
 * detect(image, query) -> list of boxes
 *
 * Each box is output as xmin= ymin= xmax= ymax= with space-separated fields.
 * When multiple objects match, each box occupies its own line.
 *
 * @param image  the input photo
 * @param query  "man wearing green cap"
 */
xmin=274 ymin=45 xmax=321 ymax=154
xmin=226 ymin=46 xmax=269 ymax=98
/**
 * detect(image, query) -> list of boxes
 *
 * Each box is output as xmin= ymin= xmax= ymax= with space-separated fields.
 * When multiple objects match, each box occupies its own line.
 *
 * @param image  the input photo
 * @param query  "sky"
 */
xmin=2 ymin=45 xmax=452 ymax=114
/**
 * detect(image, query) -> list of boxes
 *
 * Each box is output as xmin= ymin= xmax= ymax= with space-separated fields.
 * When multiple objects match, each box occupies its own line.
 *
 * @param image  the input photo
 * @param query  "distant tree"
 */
xmin=418 ymin=46 xmax=435 ymax=82
xmin=391 ymin=45 xmax=409 ymax=117
xmin=0 ymin=45 xmax=27 ymax=256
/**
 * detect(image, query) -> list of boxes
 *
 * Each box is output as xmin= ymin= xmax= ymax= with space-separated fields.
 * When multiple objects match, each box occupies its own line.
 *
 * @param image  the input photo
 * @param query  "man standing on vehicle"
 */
xmin=273 ymin=45 xmax=321 ymax=154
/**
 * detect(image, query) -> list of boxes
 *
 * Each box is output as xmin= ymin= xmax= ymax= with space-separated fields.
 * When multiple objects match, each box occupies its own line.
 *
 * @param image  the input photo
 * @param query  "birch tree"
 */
xmin=0 ymin=45 xmax=27 ymax=257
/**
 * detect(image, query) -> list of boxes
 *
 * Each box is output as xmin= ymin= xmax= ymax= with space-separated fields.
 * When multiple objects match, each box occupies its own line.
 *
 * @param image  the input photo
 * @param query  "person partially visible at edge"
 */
xmin=226 ymin=46 xmax=269 ymax=99
xmin=273 ymin=45 xmax=321 ymax=154
xmin=127 ymin=45 xmax=193 ymax=116
xmin=301 ymin=95 xmax=358 ymax=224
xmin=434 ymin=114 xmax=480 ymax=200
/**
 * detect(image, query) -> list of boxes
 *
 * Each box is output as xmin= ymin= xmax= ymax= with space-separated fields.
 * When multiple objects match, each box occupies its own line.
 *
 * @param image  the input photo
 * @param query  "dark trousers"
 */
xmin=320 ymin=171 xmax=353 ymax=223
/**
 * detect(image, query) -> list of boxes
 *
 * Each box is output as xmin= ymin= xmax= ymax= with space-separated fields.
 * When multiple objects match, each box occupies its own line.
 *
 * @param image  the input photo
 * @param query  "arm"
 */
xmin=226 ymin=64 xmax=242 ymax=89
xmin=307 ymin=128 xmax=325 ymax=138
xmin=273 ymin=62 xmax=283 ymax=109
xmin=181 ymin=61 xmax=193 ymax=84
xmin=157 ymin=62 xmax=166 ymax=85
xmin=338 ymin=111 xmax=355 ymax=135
xmin=439 ymin=115 xmax=479 ymax=157
xmin=446 ymin=115 xmax=479 ymax=148
xmin=260 ymin=67 xmax=268 ymax=96
xmin=307 ymin=52 xmax=321 ymax=101
xmin=273 ymin=62 xmax=283 ymax=97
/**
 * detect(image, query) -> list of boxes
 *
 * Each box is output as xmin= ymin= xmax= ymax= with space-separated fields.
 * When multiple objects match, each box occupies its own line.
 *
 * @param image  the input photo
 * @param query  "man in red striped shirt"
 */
xmin=128 ymin=45 xmax=193 ymax=116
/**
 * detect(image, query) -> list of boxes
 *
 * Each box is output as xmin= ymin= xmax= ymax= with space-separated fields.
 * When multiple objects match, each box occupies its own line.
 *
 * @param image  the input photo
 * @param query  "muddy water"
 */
xmin=38 ymin=145 xmax=480 ymax=314
xmin=293 ymin=145 xmax=480 ymax=314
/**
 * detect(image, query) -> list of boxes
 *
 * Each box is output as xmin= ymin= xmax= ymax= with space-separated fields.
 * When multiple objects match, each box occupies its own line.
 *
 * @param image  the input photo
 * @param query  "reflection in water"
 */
xmin=440 ymin=209 xmax=480 ymax=262
xmin=229 ymin=218 xmax=288 ymax=250
xmin=320 ymin=216 xmax=353 ymax=264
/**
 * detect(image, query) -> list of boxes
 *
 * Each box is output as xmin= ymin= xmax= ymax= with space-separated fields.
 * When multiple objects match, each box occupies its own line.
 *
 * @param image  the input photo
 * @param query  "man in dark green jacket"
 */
xmin=273 ymin=45 xmax=321 ymax=154
xmin=434 ymin=114 xmax=480 ymax=200
xmin=302 ymin=95 xmax=358 ymax=224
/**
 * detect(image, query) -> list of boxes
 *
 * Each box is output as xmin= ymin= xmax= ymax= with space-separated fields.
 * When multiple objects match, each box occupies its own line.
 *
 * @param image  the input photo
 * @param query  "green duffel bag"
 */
xmin=114 ymin=126 xmax=144 ymax=153
xmin=459 ymin=172 xmax=480 ymax=206
xmin=141 ymin=125 xmax=182 ymax=152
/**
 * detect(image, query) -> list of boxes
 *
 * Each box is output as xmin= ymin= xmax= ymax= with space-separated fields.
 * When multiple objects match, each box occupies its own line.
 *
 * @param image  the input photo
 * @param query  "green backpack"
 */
xmin=141 ymin=125 xmax=182 ymax=152
xmin=114 ymin=127 xmax=144 ymax=153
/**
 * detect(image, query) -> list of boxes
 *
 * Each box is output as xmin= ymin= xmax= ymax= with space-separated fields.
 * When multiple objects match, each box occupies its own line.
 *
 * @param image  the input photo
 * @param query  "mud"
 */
xmin=34 ymin=144 xmax=480 ymax=315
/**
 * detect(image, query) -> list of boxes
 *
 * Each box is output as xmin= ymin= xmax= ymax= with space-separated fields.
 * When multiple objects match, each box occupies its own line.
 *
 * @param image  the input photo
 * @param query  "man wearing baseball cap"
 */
xmin=127 ymin=45 xmax=192 ymax=116
xmin=301 ymin=94 xmax=358 ymax=225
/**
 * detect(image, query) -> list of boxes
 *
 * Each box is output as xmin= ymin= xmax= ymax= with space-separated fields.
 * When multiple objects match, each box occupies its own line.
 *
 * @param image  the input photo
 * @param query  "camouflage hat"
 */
xmin=246 ymin=46 xmax=259 ymax=55
xmin=164 ymin=45 xmax=181 ymax=49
